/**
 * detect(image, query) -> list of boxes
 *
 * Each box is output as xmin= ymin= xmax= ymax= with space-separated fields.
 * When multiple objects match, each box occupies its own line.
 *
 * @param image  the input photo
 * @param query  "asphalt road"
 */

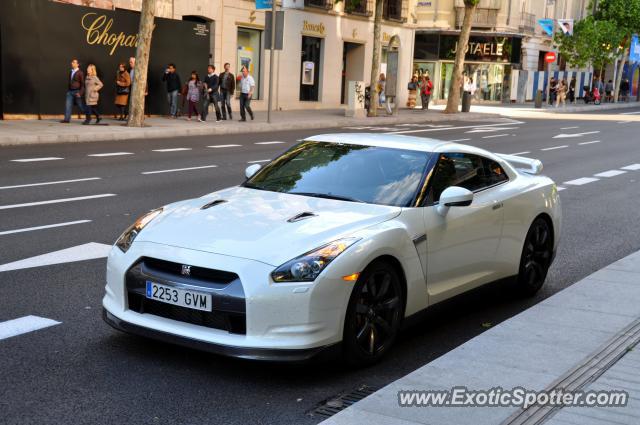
xmin=1 ymin=108 xmax=640 ymax=425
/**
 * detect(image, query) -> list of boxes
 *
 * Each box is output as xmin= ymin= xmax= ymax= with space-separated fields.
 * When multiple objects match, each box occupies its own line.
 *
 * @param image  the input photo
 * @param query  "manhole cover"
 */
xmin=307 ymin=385 xmax=379 ymax=418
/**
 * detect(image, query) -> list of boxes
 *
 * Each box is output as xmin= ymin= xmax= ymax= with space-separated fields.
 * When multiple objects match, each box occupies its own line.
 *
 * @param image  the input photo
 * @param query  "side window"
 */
xmin=428 ymin=153 xmax=508 ymax=203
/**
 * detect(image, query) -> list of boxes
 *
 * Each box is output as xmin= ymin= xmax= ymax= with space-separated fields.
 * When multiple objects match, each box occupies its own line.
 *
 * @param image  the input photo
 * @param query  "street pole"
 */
xmin=267 ymin=0 xmax=277 ymax=124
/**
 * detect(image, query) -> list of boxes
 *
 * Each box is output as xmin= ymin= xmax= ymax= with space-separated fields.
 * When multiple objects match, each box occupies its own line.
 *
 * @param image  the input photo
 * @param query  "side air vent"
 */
xmin=287 ymin=211 xmax=317 ymax=223
xmin=201 ymin=199 xmax=227 ymax=210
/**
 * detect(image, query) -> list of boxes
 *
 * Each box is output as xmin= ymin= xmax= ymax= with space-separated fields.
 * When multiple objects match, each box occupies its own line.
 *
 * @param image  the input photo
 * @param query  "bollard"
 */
xmin=535 ymin=90 xmax=543 ymax=108
xmin=461 ymin=92 xmax=471 ymax=112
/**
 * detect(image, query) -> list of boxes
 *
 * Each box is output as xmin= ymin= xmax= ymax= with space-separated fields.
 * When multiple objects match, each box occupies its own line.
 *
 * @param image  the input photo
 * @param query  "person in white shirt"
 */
xmin=239 ymin=66 xmax=255 ymax=121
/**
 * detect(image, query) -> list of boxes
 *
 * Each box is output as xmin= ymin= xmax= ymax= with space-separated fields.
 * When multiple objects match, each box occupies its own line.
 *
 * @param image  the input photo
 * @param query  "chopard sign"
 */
xmin=81 ymin=12 xmax=147 ymax=56
xmin=302 ymin=20 xmax=325 ymax=36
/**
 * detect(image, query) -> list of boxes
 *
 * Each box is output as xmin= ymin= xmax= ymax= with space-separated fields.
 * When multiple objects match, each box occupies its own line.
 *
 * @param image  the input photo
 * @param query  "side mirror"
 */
xmin=437 ymin=186 xmax=473 ymax=216
xmin=245 ymin=164 xmax=261 ymax=179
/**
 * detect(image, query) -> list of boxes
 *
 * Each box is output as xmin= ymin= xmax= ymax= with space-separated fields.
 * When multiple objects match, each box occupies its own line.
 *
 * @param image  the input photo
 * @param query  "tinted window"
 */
xmin=428 ymin=153 xmax=508 ymax=203
xmin=244 ymin=141 xmax=432 ymax=207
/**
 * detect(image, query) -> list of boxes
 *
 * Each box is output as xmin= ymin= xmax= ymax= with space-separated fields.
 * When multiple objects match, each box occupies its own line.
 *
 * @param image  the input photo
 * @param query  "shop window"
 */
xmin=237 ymin=28 xmax=262 ymax=99
xmin=300 ymin=36 xmax=322 ymax=101
xmin=383 ymin=0 xmax=403 ymax=21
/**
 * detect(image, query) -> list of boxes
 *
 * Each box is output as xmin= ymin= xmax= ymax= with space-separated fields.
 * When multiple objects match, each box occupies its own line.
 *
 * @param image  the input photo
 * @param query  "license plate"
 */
xmin=145 ymin=281 xmax=212 ymax=312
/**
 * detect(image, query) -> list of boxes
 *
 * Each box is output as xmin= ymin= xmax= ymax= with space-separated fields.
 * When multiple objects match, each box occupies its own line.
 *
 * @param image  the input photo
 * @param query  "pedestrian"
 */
xmin=605 ymin=80 xmax=614 ymax=103
xmin=407 ymin=75 xmax=418 ymax=108
xmin=238 ymin=66 xmax=255 ymax=122
xmin=186 ymin=70 xmax=204 ymax=121
xmin=377 ymin=73 xmax=392 ymax=115
xmin=115 ymin=62 xmax=131 ymax=121
xmin=84 ymin=63 xmax=103 ymax=125
xmin=162 ymin=63 xmax=181 ymax=118
xmin=203 ymin=65 xmax=222 ymax=122
xmin=548 ymin=77 xmax=557 ymax=105
xmin=568 ymin=77 xmax=576 ymax=103
xmin=219 ymin=63 xmax=235 ymax=120
xmin=621 ymin=78 xmax=630 ymax=102
xmin=420 ymin=75 xmax=433 ymax=110
xmin=555 ymin=79 xmax=567 ymax=108
xmin=61 ymin=58 xmax=86 ymax=123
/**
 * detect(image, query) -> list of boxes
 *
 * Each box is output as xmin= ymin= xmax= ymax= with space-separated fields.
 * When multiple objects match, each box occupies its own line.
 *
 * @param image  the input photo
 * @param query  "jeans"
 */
xmin=202 ymin=92 xmax=221 ymax=121
xmin=421 ymin=93 xmax=431 ymax=110
xmin=220 ymin=89 xmax=233 ymax=119
xmin=64 ymin=90 xmax=85 ymax=122
xmin=167 ymin=90 xmax=178 ymax=116
xmin=239 ymin=93 xmax=253 ymax=120
xmin=187 ymin=100 xmax=199 ymax=118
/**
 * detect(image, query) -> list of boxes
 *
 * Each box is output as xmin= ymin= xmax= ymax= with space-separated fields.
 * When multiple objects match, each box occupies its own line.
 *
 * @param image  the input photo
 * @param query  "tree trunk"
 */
xmin=368 ymin=0 xmax=384 ymax=117
xmin=127 ymin=0 xmax=156 ymax=127
xmin=613 ymin=46 xmax=629 ymax=103
xmin=444 ymin=3 xmax=477 ymax=114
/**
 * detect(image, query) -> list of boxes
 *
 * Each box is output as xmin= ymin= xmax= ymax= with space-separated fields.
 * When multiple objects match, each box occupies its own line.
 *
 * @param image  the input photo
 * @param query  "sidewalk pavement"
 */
xmin=0 ymin=108 xmax=496 ymax=146
xmin=321 ymin=250 xmax=640 ymax=425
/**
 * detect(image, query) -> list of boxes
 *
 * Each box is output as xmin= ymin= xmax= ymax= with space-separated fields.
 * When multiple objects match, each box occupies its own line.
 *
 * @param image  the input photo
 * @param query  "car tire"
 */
xmin=516 ymin=217 xmax=553 ymax=297
xmin=342 ymin=260 xmax=404 ymax=367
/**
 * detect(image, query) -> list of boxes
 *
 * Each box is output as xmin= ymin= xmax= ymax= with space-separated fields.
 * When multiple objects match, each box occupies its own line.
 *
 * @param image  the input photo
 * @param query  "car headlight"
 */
xmin=115 ymin=208 xmax=163 ymax=253
xmin=271 ymin=237 xmax=360 ymax=282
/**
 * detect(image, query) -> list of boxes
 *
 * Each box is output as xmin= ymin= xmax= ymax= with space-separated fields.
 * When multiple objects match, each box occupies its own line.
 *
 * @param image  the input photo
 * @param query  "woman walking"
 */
xmin=115 ymin=63 xmax=131 ymax=121
xmin=84 ymin=64 xmax=103 ymax=125
xmin=406 ymin=75 xmax=418 ymax=108
xmin=420 ymin=75 xmax=433 ymax=110
xmin=555 ymin=79 xmax=567 ymax=108
xmin=186 ymin=71 xmax=204 ymax=121
xmin=377 ymin=73 xmax=392 ymax=115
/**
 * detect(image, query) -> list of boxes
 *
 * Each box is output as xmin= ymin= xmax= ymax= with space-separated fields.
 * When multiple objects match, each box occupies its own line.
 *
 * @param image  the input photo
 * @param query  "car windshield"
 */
xmin=243 ymin=141 xmax=432 ymax=207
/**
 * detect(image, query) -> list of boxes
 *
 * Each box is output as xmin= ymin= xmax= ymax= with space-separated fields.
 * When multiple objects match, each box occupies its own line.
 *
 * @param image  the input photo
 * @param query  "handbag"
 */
xmin=407 ymin=82 xmax=417 ymax=91
xmin=117 ymin=85 xmax=129 ymax=95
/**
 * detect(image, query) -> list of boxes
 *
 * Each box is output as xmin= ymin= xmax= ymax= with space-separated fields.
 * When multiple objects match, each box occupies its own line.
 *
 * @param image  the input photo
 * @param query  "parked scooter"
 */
xmin=583 ymin=86 xmax=601 ymax=105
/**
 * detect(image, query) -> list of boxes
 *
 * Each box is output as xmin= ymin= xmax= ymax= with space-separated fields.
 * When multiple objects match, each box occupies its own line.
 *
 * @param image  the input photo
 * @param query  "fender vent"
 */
xmin=287 ymin=211 xmax=317 ymax=222
xmin=201 ymin=199 xmax=227 ymax=210
xmin=307 ymin=385 xmax=379 ymax=418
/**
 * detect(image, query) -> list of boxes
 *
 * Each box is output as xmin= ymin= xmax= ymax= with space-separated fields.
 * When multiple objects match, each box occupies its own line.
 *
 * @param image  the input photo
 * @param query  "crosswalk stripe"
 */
xmin=0 ymin=316 xmax=61 ymax=341
xmin=0 ymin=194 xmax=116 ymax=210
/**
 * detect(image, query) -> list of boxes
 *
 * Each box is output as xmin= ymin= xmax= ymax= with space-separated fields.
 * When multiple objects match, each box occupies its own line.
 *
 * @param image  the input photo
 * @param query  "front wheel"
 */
xmin=342 ymin=261 xmax=404 ymax=366
xmin=516 ymin=217 xmax=553 ymax=297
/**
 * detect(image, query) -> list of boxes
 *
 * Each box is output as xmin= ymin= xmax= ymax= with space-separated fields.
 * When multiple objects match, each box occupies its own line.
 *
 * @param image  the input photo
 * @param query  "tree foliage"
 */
xmin=554 ymin=16 xmax=623 ymax=70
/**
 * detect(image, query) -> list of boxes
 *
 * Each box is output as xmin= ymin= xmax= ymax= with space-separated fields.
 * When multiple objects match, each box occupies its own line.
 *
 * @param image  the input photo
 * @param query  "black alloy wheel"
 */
xmin=343 ymin=261 xmax=404 ymax=366
xmin=517 ymin=217 xmax=553 ymax=297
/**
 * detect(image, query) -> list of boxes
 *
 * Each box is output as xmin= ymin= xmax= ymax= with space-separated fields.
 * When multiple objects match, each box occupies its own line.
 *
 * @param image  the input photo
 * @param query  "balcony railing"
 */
xmin=305 ymin=0 xmax=333 ymax=9
xmin=345 ymin=0 xmax=373 ymax=17
xmin=519 ymin=12 xmax=536 ymax=34
xmin=455 ymin=7 xmax=499 ymax=28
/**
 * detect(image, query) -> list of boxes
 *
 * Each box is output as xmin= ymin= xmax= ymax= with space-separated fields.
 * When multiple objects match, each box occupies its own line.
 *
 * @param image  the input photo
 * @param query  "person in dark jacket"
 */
xmin=219 ymin=62 xmax=235 ymax=120
xmin=115 ymin=63 xmax=131 ymax=121
xmin=202 ymin=65 xmax=221 ymax=122
xmin=61 ymin=58 xmax=86 ymax=123
xmin=162 ymin=63 xmax=181 ymax=118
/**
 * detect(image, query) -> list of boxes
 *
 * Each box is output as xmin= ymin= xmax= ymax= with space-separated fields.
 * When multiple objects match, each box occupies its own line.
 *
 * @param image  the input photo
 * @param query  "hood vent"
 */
xmin=201 ymin=199 xmax=227 ymax=210
xmin=287 ymin=211 xmax=317 ymax=223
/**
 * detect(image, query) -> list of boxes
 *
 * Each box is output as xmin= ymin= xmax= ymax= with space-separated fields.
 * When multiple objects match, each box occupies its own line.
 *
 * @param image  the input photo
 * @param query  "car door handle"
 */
xmin=492 ymin=202 xmax=503 ymax=210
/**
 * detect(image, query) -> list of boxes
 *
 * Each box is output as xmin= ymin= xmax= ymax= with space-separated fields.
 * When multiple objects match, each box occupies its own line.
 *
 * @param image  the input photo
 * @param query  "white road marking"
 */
xmin=620 ymin=111 xmax=640 ymax=115
xmin=343 ymin=126 xmax=372 ymax=130
xmin=0 ymin=316 xmax=61 ymax=341
xmin=594 ymin=170 xmax=627 ymax=178
xmin=388 ymin=120 xmax=525 ymax=135
xmin=510 ymin=151 xmax=531 ymax=156
xmin=207 ymin=144 xmax=241 ymax=148
xmin=0 ymin=177 xmax=101 ymax=190
xmin=141 ymin=165 xmax=218 ymax=175
xmin=621 ymin=164 xmax=640 ymax=171
xmin=564 ymin=177 xmax=599 ymax=186
xmin=557 ymin=187 xmax=566 ymax=191
xmin=552 ymin=131 xmax=600 ymax=139
xmin=0 ymin=194 xmax=116 ymax=210
xmin=466 ymin=127 xmax=519 ymax=134
xmin=578 ymin=140 xmax=601 ymax=145
xmin=11 ymin=157 xmax=64 ymax=162
xmin=560 ymin=126 xmax=579 ymax=130
xmin=482 ymin=134 xmax=510 ymax=139
xmin=247 ymin=159 xmax=271 ymax=164
xmin=87 ymin=152 xmax=133 ymax=157
xmin=0 ymin=242 xmax=112 ymax=273
xmin=617 ymin=121 xmax=632 ymax=124
xmin=152 ymin=148 xmax=193 ymax=152
xmin=446 ymin=138 xmax=471 ymax=142
xmin=0 ymin=220 xmax=91 ymax=236
xmin=254 ymin=141 xmax=285 ymax=145
xmin=541 ymin=145 xmax=569 ymax=151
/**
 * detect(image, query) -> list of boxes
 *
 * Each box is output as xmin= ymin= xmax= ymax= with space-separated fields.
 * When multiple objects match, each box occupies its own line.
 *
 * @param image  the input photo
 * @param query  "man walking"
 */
xmin=219 ymin=63 xmax=235 ymax=120
xmin=61 ymin=58 xmax=86 ymax=123
xmin=239 ymin=66 xmax=255 ymax=122
xmin=203 ymin=65 xmax=221 ymax=122
xmin=162 ymin=63 xmax=181 ymax=118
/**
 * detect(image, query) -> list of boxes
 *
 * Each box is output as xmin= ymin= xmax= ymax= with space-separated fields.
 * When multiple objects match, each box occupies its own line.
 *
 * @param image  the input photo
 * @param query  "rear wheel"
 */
xmin=517 ymin=217 xmax=553 ymax=297
xmin=342 ymin=261 xmax=404 ymax=366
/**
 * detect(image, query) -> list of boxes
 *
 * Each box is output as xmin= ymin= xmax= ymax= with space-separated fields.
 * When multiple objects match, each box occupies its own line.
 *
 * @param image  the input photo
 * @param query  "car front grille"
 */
xmin=125 ymin=257 xmax=247 ymax=335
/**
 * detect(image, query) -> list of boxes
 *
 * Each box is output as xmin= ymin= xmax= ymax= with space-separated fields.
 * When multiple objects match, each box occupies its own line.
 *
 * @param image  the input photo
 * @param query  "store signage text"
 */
xmin=302 ymin=20 xmax=325 ymax=36
xmin=452 ymin=40 xmax=504 ymax=57
xmin=81 ymin=12 xmax=152 ymax=56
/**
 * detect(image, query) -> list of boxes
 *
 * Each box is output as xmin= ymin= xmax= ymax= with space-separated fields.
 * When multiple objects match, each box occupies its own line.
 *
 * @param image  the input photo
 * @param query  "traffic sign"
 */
xmin=545 ymin=52 xmax=557 ymax=63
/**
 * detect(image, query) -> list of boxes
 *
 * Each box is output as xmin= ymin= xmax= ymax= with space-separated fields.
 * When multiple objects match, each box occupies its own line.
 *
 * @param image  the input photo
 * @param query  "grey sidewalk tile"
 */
xmin=586 ymin=269 xmax=640 ymax=286
xmin=606 ymin=253 xmax=640 ymax=273
xmin=550 ymin=409 xmax=631 ymax=425
xmin=555 ymin=404 xmax=640 ymax=425
xmin=319 ymin=406 xmax=424 ymax=425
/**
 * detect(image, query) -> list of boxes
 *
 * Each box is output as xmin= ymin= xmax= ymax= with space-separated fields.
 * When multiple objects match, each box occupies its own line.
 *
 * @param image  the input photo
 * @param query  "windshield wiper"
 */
xmin=288 ymin=192 xmax=364 ymax=203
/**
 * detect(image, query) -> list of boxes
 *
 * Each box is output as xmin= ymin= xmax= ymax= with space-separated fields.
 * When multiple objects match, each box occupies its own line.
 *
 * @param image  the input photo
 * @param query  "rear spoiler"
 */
xmin=496 ymin=154 xmax=543 ymax=175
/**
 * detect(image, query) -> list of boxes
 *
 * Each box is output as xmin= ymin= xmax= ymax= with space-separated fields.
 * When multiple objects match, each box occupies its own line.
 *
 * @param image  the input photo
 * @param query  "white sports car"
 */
xmin=103 ymin=133 xmax=561 ymax=364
